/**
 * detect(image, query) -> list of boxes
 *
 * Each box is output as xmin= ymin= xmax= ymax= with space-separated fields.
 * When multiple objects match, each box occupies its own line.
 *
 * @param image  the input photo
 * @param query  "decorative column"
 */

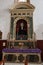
xmin=10 ymin=17 xmax=14 ymax=39
xmin=28 ymin=23 xmax=30 ymax=39
xmin=13 ymin=21 xmax=16 ymax=40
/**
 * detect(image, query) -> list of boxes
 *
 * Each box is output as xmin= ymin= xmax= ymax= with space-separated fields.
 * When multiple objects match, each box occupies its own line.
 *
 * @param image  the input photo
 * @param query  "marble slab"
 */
xmin=2 ymin=48 xmax=41 ymax=53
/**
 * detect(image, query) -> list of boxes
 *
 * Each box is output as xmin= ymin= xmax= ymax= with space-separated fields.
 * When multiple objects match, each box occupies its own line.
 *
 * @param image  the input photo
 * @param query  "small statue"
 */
xmin=20 ymin=23 xmax=24 ymax=30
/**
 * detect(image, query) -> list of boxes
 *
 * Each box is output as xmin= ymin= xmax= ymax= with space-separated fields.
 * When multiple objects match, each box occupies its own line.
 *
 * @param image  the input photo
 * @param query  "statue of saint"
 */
xmin=20 ymin=23 xmax=24 ymax=30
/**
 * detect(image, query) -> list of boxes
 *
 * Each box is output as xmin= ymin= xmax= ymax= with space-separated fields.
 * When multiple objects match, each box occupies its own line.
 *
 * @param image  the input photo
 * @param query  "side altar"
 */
xmin=2 ymin=0 xmax=41 ymax=63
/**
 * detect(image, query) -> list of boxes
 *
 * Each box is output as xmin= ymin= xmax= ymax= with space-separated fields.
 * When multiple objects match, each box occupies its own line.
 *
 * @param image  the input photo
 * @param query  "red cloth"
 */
xmin=25 ymin=60 xmax=28 ymax=65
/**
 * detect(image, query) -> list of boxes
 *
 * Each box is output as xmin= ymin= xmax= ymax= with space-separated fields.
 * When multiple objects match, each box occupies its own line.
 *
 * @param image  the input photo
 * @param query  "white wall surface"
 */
xmin=0 ymin=0 xmax=43 ymax=40
xmin=0 ymin=10 xmax=11 ymax=39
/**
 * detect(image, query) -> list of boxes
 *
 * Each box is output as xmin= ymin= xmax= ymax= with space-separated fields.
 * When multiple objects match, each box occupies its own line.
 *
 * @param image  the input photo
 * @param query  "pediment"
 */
xmin=10 ymin=2 xmax=35 ymax=10
xmin=15 ymin=3 xmax=35 ymax=9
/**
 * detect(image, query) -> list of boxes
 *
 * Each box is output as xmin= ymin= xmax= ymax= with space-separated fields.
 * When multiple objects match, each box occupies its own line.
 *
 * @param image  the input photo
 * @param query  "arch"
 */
xmin=13 ymin=2 xmax=35 ymax=9
xmin=16 ymin=19 xmax=27 ymax=40
xmin=13 ymin=17 xmax=30 ymax=39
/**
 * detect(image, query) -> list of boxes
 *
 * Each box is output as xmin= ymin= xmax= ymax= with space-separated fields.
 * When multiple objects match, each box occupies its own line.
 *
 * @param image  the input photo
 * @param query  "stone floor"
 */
xmin=1 ymin=63 xmax=43 ymax=65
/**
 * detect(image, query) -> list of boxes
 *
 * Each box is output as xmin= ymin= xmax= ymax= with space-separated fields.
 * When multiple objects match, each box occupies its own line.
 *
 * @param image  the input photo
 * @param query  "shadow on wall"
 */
xmin=35 ymin=24 xmax=43 ymax=40
xmin=0 ymin=31 xmax=2 ymax=39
